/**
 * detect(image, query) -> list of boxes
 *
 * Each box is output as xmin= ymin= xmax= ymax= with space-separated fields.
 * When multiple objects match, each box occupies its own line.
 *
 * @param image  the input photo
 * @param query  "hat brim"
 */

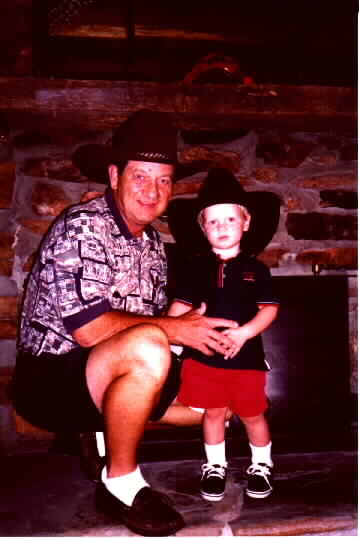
xmin=167 ymin=191 xmax=281 ymax=256
xmin=72 ymin=143 xmax=179 ymax=184
xmin=72 ymin=144 xmax=112 ymax=184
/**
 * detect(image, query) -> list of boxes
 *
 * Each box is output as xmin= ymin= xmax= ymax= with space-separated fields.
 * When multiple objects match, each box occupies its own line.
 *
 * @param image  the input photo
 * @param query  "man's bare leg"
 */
xmin=86 ymin=323 xmax=171 ymax=477
xmin=155 ymin=400 xmax=203 ymax=426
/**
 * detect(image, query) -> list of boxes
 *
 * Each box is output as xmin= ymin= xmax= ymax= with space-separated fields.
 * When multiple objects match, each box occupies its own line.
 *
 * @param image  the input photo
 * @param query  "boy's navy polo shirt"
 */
xmin=174 ymin=251 xmax=279 ymax=370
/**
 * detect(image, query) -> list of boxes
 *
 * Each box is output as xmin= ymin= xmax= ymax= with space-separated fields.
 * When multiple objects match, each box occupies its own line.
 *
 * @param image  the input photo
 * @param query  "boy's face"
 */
xmin=202 ymin=203 xmax=251 ymax=252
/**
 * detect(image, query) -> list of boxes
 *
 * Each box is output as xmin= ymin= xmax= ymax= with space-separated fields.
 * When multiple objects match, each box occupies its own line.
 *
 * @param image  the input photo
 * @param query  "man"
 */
xmin=12 ymin=109 xmax=238 ymax=536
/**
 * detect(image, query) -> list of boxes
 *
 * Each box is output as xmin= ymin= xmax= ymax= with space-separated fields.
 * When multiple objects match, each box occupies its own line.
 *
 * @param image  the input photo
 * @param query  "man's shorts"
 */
xmin=11 ymin=348 xmax=182 ymax=433
xmin=177 ymin=358 xmax=268 ymax=417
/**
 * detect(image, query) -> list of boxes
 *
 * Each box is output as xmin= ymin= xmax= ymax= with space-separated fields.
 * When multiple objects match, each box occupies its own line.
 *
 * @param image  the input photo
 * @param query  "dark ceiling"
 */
xmin=1 ymin=0 xmax=357 ymax=86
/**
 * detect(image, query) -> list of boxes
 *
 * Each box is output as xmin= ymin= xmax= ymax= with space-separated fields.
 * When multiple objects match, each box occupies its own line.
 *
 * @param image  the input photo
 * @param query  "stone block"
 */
xmin=299 ymin=174 xmax=356 ymax=189
xmin=18 ymin=218 xmax=52 ymax=237
xmin=296 ymin=247 xmax=357 ymax=269
xmin=233 ymin=516 xmax=357 ymax=536
xmin=80 ymin=191 xmax=103 ymax=203
xmin=0 ymin=232 xmax=14 ymax=276
xmin=320 ymin=189 xmax=357 ymax=209
xmin=256 ymin=137 xmax=315 ymax=167
xmin=318 ymin=135 xmax=342 ymax=150
xmin=172 ymin=181 xmax=204 ymax=196
xmin=22 ymin=253 xmax=36 ymax=272
xmin=0 ymin=369 xmax=13 ymax=404
xmin=308 ymin=151 xmax=338 ymax=167
xmin=0 ymin=276 xmax=17 ymax=296
xmin=287 ymin=212 xmax=357 ymax=240
xmin=176 ymin=523 xmax=225 ymax=536
xmin=23 ymin=157 xmax=84 ymax=183
xmin=340 ymin=143 xmax=357 ymax=161
xmin=0 ymin=320 xmax=17 ymax=339
xmin=0 ymin=259 xmax=13 ymax=277
xmin=286 ymin=197 xmax=301 ymax=211
xmin=257 ymin=248 xmax=288 ymax=268
xmin=0 ymin=296 xmax=18 ymax=319
xmin=255 ymin=167 xmax=279 ymax=183
xmin=0 ymin=161 xmax=16 ymax=208
xmin=180 ymin=146 xmax=241 ymax=172
xmin=31 ymin=182 xmax=72 ymax=217
xmin=0 ymin=339 xmax=16 ymax=368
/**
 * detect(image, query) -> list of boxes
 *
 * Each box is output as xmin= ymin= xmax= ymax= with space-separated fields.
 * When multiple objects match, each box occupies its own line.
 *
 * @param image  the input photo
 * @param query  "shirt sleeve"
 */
xmin=255 ymin=262 xmax=280 ymax=305
xmin=50 ymin=213 xmax=113 ymax=332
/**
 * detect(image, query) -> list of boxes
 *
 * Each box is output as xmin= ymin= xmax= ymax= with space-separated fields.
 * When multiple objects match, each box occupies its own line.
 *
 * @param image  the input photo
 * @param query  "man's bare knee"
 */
xmin=86 ymin=323 xmax=170 ymax=411
xmin=129 ymin=323 xmax=170 ymax=381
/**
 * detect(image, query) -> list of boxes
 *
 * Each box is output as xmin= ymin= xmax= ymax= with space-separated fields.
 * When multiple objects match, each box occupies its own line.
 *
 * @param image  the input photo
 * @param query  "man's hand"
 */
xmin=167 ymin=302 xmax=238 ymax=356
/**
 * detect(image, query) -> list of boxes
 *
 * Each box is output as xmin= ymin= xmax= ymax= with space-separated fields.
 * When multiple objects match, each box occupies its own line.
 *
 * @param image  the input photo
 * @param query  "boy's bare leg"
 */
xmin=155 ymin=401 xmax=203 ymax=426
xmin=240 ymin=413 xmax=271 ymax=446
xmin=203 ymin=407 xmax=228 ymax=444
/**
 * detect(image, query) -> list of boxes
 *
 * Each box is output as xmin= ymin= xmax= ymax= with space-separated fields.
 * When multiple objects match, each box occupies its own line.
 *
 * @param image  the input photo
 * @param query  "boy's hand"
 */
xmin=221 ymin=304 xmax=279 ymax=359
xmin=222 ymin=326 xmax=252 ymax=359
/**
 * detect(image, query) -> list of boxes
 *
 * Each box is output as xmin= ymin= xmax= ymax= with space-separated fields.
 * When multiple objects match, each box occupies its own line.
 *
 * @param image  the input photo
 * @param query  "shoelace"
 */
xmin=246 ymin=462 xmax=272 ymax=478
xmin=201 ymin=463 xmax=227 ymax=479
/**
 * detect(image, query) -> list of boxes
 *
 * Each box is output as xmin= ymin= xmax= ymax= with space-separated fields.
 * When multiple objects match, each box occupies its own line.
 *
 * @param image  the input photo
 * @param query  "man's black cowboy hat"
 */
xmin=167 ymin=167 xmax=281 ymax=256
xmin=72 ymin=109 xmax=178 ymax=183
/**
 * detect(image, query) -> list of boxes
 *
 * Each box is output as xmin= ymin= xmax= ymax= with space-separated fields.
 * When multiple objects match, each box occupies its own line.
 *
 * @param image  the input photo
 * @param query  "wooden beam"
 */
xmin=50 ymin=24 xmax=235 ymax=43
xmin=0 ymin=77 xmax=356 ymax=133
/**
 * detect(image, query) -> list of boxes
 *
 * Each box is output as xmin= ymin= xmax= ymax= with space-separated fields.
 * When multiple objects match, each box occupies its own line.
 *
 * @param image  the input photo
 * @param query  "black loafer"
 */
xmin=96 ymin=484 xmax=185 ymax=536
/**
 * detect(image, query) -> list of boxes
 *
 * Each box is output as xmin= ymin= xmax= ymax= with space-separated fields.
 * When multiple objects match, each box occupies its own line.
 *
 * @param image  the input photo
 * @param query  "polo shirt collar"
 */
xmin=105 ymin=187 xmax=155 ymax=240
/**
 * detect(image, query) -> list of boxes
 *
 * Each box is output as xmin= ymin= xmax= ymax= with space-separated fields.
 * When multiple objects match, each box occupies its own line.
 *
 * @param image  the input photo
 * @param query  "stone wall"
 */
xmin=0 ymin=126 xmax=357 ymax=433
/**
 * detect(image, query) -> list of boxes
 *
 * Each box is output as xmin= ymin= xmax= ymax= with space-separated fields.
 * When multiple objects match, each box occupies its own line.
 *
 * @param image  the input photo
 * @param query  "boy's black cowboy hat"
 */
xmin=167 ymin=167 xmax=281 ymax=256
xmin=72 ymin=109 xmax=178 ymax=183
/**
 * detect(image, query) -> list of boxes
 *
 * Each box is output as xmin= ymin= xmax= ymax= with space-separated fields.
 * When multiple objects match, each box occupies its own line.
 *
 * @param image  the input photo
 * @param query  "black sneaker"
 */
xmin=96 ymin=484 xmax=185 ymax=536
xmin=245 ymin=462 xmax=273 ymax=499
xmin=200 ymin=463 xmax=227 ymax=501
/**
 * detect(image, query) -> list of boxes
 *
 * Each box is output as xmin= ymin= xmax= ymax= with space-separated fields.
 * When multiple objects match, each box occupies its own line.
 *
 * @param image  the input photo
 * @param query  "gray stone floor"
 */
xmin=0 ymin=439 xmax=357 ymax=537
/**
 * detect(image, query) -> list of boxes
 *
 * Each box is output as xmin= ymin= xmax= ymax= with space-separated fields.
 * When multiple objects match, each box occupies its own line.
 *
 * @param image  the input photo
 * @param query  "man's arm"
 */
xmin=72 ymin=303 xmax=238 ymax=357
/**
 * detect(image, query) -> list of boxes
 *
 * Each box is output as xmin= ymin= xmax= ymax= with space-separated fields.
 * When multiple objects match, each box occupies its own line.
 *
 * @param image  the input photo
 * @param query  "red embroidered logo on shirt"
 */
xmin=242 ymin=271 xmax=256 ymax=282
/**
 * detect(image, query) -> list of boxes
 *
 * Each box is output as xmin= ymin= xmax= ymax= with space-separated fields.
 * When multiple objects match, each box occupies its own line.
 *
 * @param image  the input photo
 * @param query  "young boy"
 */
xmin=167 ymin=168 xmax=280 ymax=502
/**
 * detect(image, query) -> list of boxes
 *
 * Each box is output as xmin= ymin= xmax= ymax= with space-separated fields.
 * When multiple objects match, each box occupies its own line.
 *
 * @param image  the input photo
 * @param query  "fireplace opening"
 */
xmin=140 ymin=267 xmax=354 ymax=461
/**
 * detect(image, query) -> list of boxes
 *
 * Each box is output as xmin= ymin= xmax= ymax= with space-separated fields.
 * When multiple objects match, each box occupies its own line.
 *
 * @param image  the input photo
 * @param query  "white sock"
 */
xmin=249 ymin=441 xmax=273 ymax=467
xmin=204 ymin=441 xmax=227 ymax=466
xmin=96 ymin=432 xmax=106 ymax=457
xmin=101 ymin=466 xmax=149 ymax=506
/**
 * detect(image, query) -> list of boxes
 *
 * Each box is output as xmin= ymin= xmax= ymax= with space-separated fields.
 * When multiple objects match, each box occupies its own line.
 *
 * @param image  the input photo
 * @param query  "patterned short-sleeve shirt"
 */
xmin=18 ymin=188 xmax=168 ymax=356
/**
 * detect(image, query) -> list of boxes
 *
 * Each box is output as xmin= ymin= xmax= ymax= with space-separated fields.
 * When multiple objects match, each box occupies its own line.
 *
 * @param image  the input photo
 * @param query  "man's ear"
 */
xmin=243 ymin=213 xmax=251 ymax=232
xmin=108 ymin=164 xmax=118 ymax=189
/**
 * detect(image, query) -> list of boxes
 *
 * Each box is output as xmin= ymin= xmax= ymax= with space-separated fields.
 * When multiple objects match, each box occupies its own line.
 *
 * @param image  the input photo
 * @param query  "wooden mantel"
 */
xmin=0 ymin=77 xmax=356 ymax=134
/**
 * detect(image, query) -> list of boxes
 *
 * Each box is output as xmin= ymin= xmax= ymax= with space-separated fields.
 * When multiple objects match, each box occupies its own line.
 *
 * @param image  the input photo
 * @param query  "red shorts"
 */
xmin=178 ymin=359 xmax=268 ymax=417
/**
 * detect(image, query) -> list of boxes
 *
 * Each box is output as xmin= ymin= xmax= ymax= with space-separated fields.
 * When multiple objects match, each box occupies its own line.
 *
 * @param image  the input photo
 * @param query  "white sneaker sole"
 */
xmin=200 ymin=490 xmax=225 ymax=502
xmin=245 ymin=487 xmax=273 ymax=499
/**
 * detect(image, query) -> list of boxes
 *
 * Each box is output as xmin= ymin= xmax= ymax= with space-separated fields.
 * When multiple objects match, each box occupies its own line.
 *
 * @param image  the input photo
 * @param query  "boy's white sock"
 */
xmin=249 ymin=441 xmax=273 ymax=467
xmin=204 ymin=441 xmax=227 ymax=466
xmin=101 ymin=466 xmax=149 ymax=506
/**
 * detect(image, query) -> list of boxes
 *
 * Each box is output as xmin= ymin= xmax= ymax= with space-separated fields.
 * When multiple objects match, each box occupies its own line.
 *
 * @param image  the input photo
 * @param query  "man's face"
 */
xmin=202 ymin=203 xmax=251 ymax=252
xmin=109 ymin=160 xmax=174 ymax=236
